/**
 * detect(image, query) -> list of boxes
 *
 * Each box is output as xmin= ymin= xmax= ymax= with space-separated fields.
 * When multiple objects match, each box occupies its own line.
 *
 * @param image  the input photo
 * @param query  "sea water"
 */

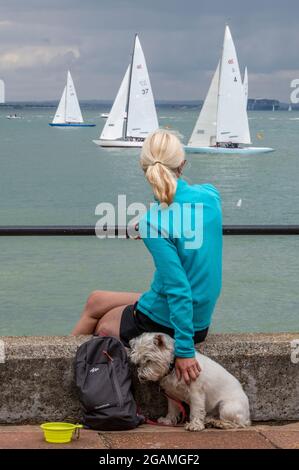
xmin=0 ymin=105 xmax=298 ymax=335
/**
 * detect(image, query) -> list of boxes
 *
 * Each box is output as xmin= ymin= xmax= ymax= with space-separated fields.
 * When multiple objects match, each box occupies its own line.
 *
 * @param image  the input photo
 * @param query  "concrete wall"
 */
xmin=0 ymin=333 xmax=298 ymax=424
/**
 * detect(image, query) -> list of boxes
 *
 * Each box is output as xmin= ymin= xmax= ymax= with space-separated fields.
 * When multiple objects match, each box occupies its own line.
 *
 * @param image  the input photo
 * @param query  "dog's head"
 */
xmin=129 ymin=333 xmax=174 ymax=382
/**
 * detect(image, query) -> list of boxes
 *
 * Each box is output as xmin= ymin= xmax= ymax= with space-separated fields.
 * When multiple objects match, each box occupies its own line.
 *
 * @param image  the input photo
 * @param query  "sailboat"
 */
xmin=49 ymin=71 xmax=95 ymax=127
xmin=186 ymin=26 xmax=273 ymax=155
xmin=93 ymin=34 xmax=158 ymax=148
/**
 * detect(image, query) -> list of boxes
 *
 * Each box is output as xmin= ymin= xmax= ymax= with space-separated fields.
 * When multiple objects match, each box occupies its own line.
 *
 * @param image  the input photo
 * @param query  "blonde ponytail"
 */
xmin=140 ymin=130 xmax=185 ymax=205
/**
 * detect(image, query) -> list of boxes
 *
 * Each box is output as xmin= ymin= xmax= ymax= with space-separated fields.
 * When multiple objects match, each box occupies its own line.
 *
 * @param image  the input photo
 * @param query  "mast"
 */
xmin=124 ymin=34 xmax=137 ymax=139
xmin=216 ymin=26 xmax=226 ymax=144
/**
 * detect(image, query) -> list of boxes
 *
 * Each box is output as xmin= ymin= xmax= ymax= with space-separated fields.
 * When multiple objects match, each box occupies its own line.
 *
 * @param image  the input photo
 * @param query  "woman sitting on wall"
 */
xmin=72 ymin=130 xmax=223 ymax=385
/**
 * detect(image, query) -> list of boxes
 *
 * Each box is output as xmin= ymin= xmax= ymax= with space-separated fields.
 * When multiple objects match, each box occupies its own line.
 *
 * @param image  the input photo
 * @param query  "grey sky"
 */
xmin=0 ymin=0 xmax=298 ymax=101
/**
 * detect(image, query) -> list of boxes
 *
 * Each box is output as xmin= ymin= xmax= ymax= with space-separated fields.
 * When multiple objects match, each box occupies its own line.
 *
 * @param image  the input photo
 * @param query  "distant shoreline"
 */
xmin=0 ymin=99 xmax=297 ymax=110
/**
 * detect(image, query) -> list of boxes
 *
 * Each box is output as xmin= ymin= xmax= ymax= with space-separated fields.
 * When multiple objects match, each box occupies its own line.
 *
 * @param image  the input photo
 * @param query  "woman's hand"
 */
xmin=175 ymin=357 xmax=201 ymax=385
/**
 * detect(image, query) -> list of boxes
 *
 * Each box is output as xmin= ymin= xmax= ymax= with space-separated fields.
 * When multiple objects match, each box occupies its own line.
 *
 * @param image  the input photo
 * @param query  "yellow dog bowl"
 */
xmin=40 ymin=422 xmax=83 ymax=444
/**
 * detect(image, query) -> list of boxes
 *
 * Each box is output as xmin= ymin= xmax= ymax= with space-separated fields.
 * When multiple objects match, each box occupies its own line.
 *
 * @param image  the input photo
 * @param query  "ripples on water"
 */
xmin=0 ymin=105 xmax=298 ymax=334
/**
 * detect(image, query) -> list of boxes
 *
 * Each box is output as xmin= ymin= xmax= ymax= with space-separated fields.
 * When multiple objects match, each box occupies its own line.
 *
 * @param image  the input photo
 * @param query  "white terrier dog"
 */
xmin=129 ymin=333 xmax=251 ymax=431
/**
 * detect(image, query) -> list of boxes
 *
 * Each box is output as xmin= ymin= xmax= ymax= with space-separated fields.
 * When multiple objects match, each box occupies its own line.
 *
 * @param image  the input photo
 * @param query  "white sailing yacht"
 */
xmin=49 ymin=71 xmax=95 ymax=127
xmin=93 ymin=34 xmax=158 ymax=148
xmin=186 ymin=26 xmax=273 ymax=155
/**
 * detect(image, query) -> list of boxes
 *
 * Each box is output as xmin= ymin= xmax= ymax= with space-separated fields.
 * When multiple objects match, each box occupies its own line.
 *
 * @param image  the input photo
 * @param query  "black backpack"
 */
xmin=74 ymin=335 xmax=144 ymax=431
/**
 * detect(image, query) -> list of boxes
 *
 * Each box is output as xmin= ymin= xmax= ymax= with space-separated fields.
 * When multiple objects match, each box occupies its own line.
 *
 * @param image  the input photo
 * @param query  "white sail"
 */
xmin=126 ymin=35 xmax=158 ymax=138
xmin=100 ymin=65 xmax=130 ymax=140
xmin=243 ymin=67 xmax=248 ymax=109
xmin=188 ymin=63 xmax=220 ymax=147
xmin=65 ymin=71 xmax=83 ymax=123
xmin=217 ymin=26 xmax=251 ymax=144
xmin=0 ymin=79 xmax=5 ymax=104
xmin=52 ymin=86 xmax=66 ymax=124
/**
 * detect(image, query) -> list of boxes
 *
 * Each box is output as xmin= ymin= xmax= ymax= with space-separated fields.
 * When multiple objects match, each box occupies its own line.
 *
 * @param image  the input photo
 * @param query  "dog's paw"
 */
xmin=157 ymin=416 xmax=178 ymax=426
xmin=185 ymin=419 xmax=205 ymax=432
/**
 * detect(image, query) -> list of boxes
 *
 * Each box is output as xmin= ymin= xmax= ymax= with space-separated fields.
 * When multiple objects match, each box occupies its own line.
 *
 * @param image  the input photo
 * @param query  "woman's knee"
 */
xmin=85 ymin=290 xmax=108 ymax=317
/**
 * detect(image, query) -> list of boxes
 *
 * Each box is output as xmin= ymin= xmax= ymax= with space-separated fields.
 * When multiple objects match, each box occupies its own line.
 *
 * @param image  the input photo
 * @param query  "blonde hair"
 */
xmin=140 ymin=129 xmax=185 ymax=205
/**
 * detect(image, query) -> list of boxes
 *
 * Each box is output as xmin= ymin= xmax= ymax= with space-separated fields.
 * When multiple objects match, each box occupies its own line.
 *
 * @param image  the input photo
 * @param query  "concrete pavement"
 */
xmin=0 ymin=422 xmax=298 ymax=449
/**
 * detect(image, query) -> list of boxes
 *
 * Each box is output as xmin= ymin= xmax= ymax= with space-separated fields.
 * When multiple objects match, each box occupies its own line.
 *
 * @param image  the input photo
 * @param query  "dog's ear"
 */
xmin=153 ymin=334 xmax=165 ymax=349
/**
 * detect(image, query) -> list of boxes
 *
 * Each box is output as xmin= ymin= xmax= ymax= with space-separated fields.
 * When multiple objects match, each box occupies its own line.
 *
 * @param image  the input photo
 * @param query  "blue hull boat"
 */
xmin=49 ymin=123 xmax=96 ymax=127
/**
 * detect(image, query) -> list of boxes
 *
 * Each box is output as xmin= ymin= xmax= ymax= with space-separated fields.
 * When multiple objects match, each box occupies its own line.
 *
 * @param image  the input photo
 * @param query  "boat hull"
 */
xmin=185 ymin=146 xmax=274 ymax=155
xmin=49 ymin=123 xmax=96 ymax=127
xmin=93 ymin=139 xmax=143 ymax=148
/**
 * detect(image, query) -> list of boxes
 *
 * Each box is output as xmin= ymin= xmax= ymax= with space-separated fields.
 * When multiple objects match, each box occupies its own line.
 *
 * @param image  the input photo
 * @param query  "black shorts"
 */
xmin=120 ymin=302 xmax=209 ymax=348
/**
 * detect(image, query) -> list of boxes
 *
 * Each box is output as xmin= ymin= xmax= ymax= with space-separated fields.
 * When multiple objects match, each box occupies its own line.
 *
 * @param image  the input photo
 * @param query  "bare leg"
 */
xmin=71 ymin=290 xmax=141 ymax=335
xmin=94 ymin=305 xmax=125 ymax=338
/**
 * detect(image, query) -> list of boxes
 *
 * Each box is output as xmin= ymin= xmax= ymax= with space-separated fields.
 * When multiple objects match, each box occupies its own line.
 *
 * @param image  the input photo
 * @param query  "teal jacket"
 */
xmin=137 ymin=178 xmax=222 ymax=358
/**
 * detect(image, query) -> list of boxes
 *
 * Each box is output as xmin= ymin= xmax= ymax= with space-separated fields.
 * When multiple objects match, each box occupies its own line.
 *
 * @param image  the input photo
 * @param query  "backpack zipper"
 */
xmin=110 ymin=361 xmax=124 ymax=408
xmin=103 ymin=350 xmax=124 ymax=408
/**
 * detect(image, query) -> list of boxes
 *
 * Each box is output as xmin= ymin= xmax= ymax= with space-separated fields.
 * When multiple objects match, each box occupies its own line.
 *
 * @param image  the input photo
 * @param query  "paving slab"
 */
xmin=259 ymin=430 xmax=299 ymax=449
xmin=255 ymin=422 xmax=299 ymax=431
xmin=101 ymin=429 xmax=274 ymax=449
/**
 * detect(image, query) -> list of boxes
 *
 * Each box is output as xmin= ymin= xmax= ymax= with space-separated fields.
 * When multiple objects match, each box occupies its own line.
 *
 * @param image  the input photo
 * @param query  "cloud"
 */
xmin=0 ymin=46 xmax=80 ymax=70
xmin=0 ymin=20 xmax=14 ymax=28
xmin=0 ymin=0 xmax=298 ymax=100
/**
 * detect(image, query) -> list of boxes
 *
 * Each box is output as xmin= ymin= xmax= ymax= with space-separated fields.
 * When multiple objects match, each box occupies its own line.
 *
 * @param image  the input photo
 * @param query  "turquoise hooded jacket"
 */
xmin=137 ymin=178 xmax=222 ymax=358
